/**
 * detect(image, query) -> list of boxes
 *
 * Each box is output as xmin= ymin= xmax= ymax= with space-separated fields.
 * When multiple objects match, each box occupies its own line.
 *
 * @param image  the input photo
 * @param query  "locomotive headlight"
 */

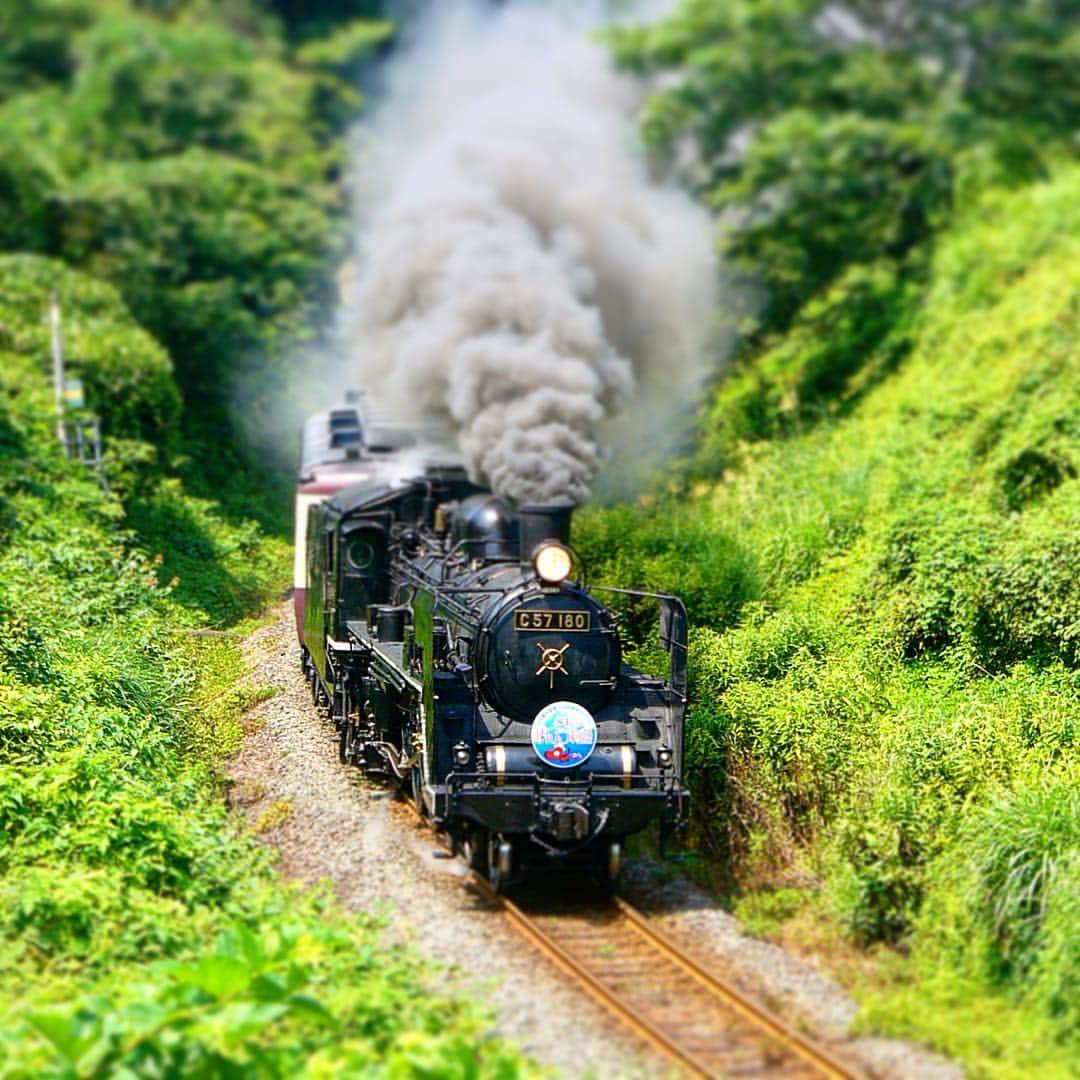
xmin=534 ymin=543 xmax=572 ymax=584
xmin=657 ymin=745 xmax=673 ymax=768
xmin=452 ymin=742 xmax=472 ymax=768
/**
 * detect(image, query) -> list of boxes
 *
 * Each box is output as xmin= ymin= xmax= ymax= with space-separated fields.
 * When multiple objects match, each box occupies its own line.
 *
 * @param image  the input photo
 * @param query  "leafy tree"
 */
xmin=713 ymin=110 xmax=952 ymax=324
xmin=259 ymin=0 xmax=385 ymax=40
xmin=0 ymin=254 xmax=180 ymax=448
xmin=0 ymin=4 xmax=380 ymax=485
xmin=52 ymin=150 xmax=339 ymax=406
xmin=66 ymin=16 xmax=258 ymax=162
xmin=604 ymin=0 xmax=1078 ymax=476
xmin=0 ymin=135 xmax=56 ymax=254
xmin=607 ymin=1 xmax=1078 ymax=334
xmin=0 ymin=0 xmax=95 ymax=102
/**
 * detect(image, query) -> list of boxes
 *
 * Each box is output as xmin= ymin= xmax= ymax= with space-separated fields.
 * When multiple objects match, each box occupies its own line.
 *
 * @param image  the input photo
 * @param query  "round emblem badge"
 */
xmin=531 ymin=701 xmax=597 ymax=769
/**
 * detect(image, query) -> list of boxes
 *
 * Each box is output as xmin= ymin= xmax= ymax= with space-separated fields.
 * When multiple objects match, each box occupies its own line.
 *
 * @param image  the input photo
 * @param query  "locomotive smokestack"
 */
xmin=518 ymin=503 xmax=573 ymax=565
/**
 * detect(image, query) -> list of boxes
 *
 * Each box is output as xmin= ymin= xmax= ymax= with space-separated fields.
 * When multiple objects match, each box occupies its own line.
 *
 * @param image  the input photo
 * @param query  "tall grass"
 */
xmin=0 ymin=265 xmax=532 ymax=1077
xmin=578 ymin=165 xmax=1080 ymax=1074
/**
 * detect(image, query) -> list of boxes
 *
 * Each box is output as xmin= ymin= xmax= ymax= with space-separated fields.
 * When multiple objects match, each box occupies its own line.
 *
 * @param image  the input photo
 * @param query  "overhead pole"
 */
xmin=49 ymin=291 xmax=66 ymax=451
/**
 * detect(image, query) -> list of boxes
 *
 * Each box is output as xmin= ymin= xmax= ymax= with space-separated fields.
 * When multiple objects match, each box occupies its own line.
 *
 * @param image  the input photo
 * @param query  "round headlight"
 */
xmin=534 ymin=543 xmax=572 ymax=584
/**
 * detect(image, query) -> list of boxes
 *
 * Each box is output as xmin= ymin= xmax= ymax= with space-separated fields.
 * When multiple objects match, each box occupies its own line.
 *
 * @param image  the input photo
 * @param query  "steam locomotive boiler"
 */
xmin=299 ymin=450 xmax=689 ymax=889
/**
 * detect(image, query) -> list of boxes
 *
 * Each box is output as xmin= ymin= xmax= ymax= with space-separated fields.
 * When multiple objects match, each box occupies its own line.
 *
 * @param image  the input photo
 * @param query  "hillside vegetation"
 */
xmin=0 ymin=285 xmax=525 ymax=1074
xmin=581 ymin=3 xmax=1079 ymax=1076
xmin=0 ymin=2 xmax=530 ymax=1075
xmin=2 ymin=0 xmax=1076 ymax=1075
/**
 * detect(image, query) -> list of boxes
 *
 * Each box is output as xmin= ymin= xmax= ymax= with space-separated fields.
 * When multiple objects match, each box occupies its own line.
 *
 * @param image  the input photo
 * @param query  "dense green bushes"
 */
xmin=0 ymin=3 xmax=534 ymax=1074
xmin=0 ymin=255 xmax=179 ymax=447
xmin=579 ymin=165 xmax=1080 ymax=1075
xmin=0 ymin=1 xmax=389 ymax=480
xmin=56 ymin=149 xmax=339 ymax=403
xmin=596 ymin=14 xmax=1080 ymax=1065
xmin=0 ymin=340 xmax=530 ymax=1077
xmin=607 ymin=0 xmax=1078 ymax=492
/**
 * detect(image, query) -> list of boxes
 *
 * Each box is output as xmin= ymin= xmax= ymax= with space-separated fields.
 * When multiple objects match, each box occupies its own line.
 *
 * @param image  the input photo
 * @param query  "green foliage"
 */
xmin=62 ymin=13 xmax=343 ymax=172
xmin=607 ymin=0 xmax=1078 ymax=478
xmin=0 ymin=2 xmax=382 ymax=480
xmin=126 ymin=478 xmax=290 ymax=625
xmin=0 ymin=0 xmax=96 ymax=102
xmin=295 ymin=17 xmax=392 ymax=73
xmin=69 ymin=16 xmax=259 ymax=161
xmin=267 ymin=0 xmax=386 ymax=41
xmin=11 ymin=919 xmax=528 ymax=1078
xmin=296 ymin=17 xmax=394 ymax=133
xmin=964 ymin=777 xmax=1080 ymax=989
xmin=54 ymin=149 xmax=338 ymax=404
xmin=713 ymin=110 xmax=951 ymax=325
xmin=0 ymin=6 xmax=532 ymax=1075
xmin=0 ymin=254 xmax=180 ymax=447
xmin=697 ymin=260 xmax=917 ymax=470
xmin=575 ymin=501 xmax=760 ymax=636
xmin=0 ymin=356 xmax=532 ymax=1075
xmin=0 ymin=134 xmax=56 ymax=253
xmin=582 ymin=166 xmax=1080 ymax=1073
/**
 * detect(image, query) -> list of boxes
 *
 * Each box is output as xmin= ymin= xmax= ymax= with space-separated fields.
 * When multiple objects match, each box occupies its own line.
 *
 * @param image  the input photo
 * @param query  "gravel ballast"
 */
xmin=228 ymin=602 xmax=962 ymax=1079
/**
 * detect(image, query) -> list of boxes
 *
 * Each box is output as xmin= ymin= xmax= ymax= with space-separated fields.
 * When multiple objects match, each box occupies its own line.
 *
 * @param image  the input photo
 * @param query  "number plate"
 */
xmin=513 ymin=609 xmax=591 ymax=632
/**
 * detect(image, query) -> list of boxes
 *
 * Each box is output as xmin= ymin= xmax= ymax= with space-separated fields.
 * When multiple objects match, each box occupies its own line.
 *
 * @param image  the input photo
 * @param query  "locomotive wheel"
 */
xmin=410 ymin=765 xmax=427 ymax=816
xmin=338 ymin=717 xmax=353 ymax=764
xmin=460 ymin=826 xmax=489 ymax=876
xmin=487 ymin=834 xmax=513 ymax=893
xmin=588 ymin=841 xmax=622 ymax=892
xmin=604 ymin=841 xmax=622 ymax=891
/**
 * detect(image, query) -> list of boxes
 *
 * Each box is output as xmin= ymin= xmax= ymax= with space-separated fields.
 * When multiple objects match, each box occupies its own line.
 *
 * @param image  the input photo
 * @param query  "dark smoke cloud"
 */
xmin=346 ymin=1 xmax=719 ymax=504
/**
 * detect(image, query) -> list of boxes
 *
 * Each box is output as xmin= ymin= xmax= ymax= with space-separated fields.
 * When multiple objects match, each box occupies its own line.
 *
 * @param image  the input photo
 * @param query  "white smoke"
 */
xmin=345 ymin=1 xmax=719 ymax=505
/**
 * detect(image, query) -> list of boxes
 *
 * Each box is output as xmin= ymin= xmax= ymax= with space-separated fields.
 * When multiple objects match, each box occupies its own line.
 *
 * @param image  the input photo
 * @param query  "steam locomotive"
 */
xmin=296 ymin=397 xmax=689 ymax=889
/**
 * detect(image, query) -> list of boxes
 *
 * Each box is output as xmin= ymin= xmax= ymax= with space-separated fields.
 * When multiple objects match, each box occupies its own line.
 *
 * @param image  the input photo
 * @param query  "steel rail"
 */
xmin=611 ymin=897 xmax=861 ymax=1080
xmin=463 ymin=868 xmax=865 ymax=1080
xmin=392 ymin=764 xmax=864 ymax=1078
xmin=469 ymin=873 xmax=717 ymax=1079
xmin=392 ymin=781 xmax=863 ymax=1079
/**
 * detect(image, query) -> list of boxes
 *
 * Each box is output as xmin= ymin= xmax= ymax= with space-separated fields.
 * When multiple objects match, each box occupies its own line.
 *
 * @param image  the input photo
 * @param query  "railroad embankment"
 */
xmin=230 ymin=602 xmax=959 ymax=1080
xmin=0 ymin=4 xmax=531 ymax=1074
xmin=4 ymin=3 xmax=1075 ymax=1077
xmin=0 ymin=265 xmax=533 ymax=1080
xmin=579 ymin=166 xmax=1080 ymax=1078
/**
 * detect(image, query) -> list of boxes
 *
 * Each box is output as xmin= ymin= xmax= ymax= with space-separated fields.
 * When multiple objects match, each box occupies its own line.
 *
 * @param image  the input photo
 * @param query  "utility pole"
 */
xmin=49 ymin=291 xmax=66 ymax=451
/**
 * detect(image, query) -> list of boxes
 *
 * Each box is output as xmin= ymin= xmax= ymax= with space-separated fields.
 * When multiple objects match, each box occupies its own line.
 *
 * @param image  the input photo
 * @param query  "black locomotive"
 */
xmin=300 ymin=455 xmax=689 ymax=889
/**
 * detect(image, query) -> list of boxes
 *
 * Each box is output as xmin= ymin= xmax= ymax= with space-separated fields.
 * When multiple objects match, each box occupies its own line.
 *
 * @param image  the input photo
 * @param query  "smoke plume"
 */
xmin=346 ymin=1 xmax=718 ymax=505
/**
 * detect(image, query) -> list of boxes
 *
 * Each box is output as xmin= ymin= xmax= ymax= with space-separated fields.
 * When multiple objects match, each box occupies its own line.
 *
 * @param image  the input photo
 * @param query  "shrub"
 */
xmin=0 ymin=254 xmax=179 ymax=448
xmin=0 ymin=360 xmax=532 ymax=1077
xmin=584 ymin=165 xmax=1080 ymax=1072
xmin=0 ymin=0 xmax=94 ymax=102
xmin=52 ymin=150 xmax=339 ymax=408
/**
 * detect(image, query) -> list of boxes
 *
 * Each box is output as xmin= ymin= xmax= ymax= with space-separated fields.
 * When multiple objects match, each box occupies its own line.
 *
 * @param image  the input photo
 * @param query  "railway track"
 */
xmin=395 ymin=789 xmax=863 ymax=1077
xmin=391 ymin=756 xmax=863 ymax=1078
xmin=468 ymin=875 xmax=864 ymax=1080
